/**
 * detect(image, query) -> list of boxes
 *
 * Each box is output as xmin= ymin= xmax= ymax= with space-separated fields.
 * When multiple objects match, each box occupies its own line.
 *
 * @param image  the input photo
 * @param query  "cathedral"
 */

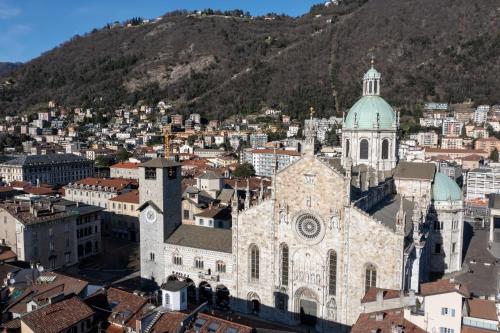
xmin=137 ymin=64 xmax=464 ymax=330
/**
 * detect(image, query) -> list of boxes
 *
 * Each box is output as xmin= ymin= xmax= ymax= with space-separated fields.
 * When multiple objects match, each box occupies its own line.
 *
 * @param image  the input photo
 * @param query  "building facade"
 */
xmin=0 ymin=154 xmax=94 ymax=185
xmin=243 ymin=149 xmax=301 ymax=177
xmin=139 ymin=64 xmax=465 ymax=330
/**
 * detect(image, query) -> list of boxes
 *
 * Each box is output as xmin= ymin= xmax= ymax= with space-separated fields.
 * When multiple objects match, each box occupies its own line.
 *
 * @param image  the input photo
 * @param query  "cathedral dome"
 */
xmin=344 ymin=95 xmax=395 ymax=130
xmin=432 ymin=172 xmax=462 ymax=202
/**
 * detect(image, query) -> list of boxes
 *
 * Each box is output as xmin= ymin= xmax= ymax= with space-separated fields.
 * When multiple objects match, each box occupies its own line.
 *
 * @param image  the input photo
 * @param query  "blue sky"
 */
xmin=0 ymin=0 xmax=322 ymax=63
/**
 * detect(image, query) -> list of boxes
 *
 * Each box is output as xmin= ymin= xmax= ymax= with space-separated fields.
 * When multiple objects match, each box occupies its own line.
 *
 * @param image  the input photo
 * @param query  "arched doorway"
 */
xmin=215 ymin=285 xmax=230 ymax=310
xmin=294 ymin=287 xmax=319 ymax=327
xmin=199 ymin=281 xmax=213 ymax=305
xmin=185 ymin=278 xmax=196 ymax=304
xmin=247 ymin=292 xmax=261 ymax=316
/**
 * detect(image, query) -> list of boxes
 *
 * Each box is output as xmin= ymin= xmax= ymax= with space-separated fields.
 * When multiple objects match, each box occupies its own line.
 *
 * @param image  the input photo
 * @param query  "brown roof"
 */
xmin=166 ymin=224 xmax=232 ymax=253
xmin=425 ymin=147 xmax=487 ymax=154
xmin=351 ymin=308 xmax=426 ymax=333
xmin=109 ymin=190 xmax=139 ymax=204
xmin=468 ymin=298 xmax=498 ymax=321
xmin=462 ymin=154 xmax=485 ymax=161
xmin=184 ymin=313 xmax=253 ymax=333
xmin=462 ymin=327 xmax=498 ymax=333
xmin=22 ymin=296 xmax=94 ymax=333
xmin=194 ymin=207 xmax=231 ymax=220
xmin=394 ymin=161 xmax=436 ymax=181
xmin=476 ymin=137 xmax=499 ymax=142
xmin=361 ymin=287 xmax=403 ymax=303
xmin=6 ymin=272 xmax=88 ymax=315
xmin=251 ymin=149 xmax=301 ymax=156
xmin=110 ymin=161 xmax=140 ymax=169
xmin=150 ymin=312 xmax=187 ymax=333
xmin=69 ymin=177 xmax=137 ymax=191
xmin=420 ymin=279 xmax=469 ymax=297
xmin=140 ymin=158 xmax=181 ymax=168
xmin=24 ymin=186 xmax=57 ymax=196
xmin=0 ymin=247 xmax=16 ymax=261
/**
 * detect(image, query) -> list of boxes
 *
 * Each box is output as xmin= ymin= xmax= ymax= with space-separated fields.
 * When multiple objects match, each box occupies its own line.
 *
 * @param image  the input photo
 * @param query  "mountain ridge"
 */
xmin=1 ymin=0 xmax=499 ymax=119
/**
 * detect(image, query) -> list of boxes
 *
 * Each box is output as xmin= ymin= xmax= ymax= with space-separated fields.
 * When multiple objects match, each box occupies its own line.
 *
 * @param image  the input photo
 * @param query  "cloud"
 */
xmin=0 ymin=1 xmax=21 ymax=19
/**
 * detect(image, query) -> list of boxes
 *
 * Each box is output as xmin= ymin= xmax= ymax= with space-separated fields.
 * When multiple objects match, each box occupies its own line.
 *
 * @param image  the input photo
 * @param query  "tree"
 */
xmin=324 ymin=127 xmax=340 ymax=146
xmin=116 ymin=148 xmax=131 ymax=162
xmin=187 ymin=135 xmax=198 ymax=146
xmin=490 ymin=148 xmax=499 ymax=162
xmin=233 ymin=162 xmax=256 ymax=178
xmin=95 ymin=155 xmax=114 ymax=167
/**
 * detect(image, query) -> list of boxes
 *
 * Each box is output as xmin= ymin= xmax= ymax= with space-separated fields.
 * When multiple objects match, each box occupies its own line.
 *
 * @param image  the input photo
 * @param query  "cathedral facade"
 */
xmin=138 ymin=65 xmax=464 ymax=330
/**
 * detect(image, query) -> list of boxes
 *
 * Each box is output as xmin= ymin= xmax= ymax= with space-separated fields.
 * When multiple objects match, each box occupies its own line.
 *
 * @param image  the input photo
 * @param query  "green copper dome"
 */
xmin=432 ymin=172 xmax=462 ymax=202
xmin=344 ymin=95 xmax=396 ymax=130
xmin=364 ymin=67 xmax=381 ymax=80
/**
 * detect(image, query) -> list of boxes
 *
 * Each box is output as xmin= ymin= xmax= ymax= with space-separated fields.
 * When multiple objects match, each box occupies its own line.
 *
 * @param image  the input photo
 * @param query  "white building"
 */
xmin=466 ymin=166 xmax=500 ymax=199
xmin=473 ymin=105 xmax=490 ymax=125
xmin=442 ymin=118 xmax=463 ymax=136
xmin=242 ymin=149 xmax=301 ymax=177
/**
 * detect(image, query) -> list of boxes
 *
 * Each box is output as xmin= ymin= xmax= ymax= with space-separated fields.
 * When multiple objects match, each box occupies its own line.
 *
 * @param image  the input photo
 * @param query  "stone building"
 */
xmin=0 ymin=197 xmax=102 ymax=269
xmin=0 ymin=154 xmax=94 ymax=185
xmin=138 ymin=64 xmax=465 ymax=330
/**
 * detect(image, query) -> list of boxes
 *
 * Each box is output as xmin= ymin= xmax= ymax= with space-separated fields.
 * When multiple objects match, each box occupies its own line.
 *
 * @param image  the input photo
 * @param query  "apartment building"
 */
xmin=249 ymin=133 xmax=268 ymax=148
xmin=442 ymin=118 xmax=463 ymax=136
xmin=0 ymin=154 xmax=94 ymax=185
xmin=0 ymin=198 xmax=102 ymax=269
xmin=243 ymin=148 xmax=301 ymax=176
xmin=411 ymin=131 xmax=438 ymax=147
xmin=466 ymin=166 xmax=500 ymax=199
xmin=475 ymin=137 xmax=500 ymax=154
xmin=441 ymin=136 xmax=464 ymax=150
xmin=109 ymin=161 xmax=140 ymax=179
xmin=108 ymin=190 xmax=139 ymax=241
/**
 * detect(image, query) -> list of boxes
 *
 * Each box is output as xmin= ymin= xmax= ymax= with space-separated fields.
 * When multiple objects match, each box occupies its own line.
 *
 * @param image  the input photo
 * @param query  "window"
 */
xmin=195 ymin=258 xmax=204 ymax=269
xmin=365 ymin=264 xmax=377 ymax=293
xmin=149 ymin=252 xmax=155 ymax=262
xmin=345 ymin=139 xmax=350 ymax=157
xmin=435 ymin=243 xmax=441 ymax=254
xmin=167 ymin=166 xmax=177 ymax=179
xmin=173 ymin=255 xmax=182 ymax=265
xmin=382 ymin=139 xmax=389 ymax=160
xmin=164 ymin=292 xmax=170 ymax=305
xmin=145 ymin=167 xmax=156 ymax=180
xmin=441 ymin=307 xmax=455 ymax=317
xmin=360 ymin=139 xmax=369 ymax=159
xmin=434 ymin=221 xmax=443 ymax=231
xmin=250 ymin=245 xmax=260 ymax=281
xmin=199 ymin=218 xmax=204 ymax=226
xmin=439 ymin=328 xmax=455 ymax=333
xmin=49 ymin=241 xmax=55 ymax=251
xmin=329 ymin=250 xmax=337 ymax=295
xmin=281 ymin=244 xmax=289 ymax=286
xmin=183 ymin=209 xmax=190 ymax=219
xmin=216 ymin=261 xmax=226 ymax=273
xmin=452 ymin=242 xmax=456 ymax=253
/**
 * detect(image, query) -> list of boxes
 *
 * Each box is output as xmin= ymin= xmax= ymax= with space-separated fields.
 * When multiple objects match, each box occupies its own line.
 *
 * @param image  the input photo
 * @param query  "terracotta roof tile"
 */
xmin=21 ymin=296 xmax=94 ymax=333
xmin=467 ymin=298 xmax=498 ymax=321
xmin=361 ymin=287 xmax=403 ymax=303
xmin=251 ymin=148 xmax=301 ymax=156
xmin=420 ymin=279 xmax=469 ymax=297
xmin=352 ymin=308 xmax=426 ymax=333
xmin=69 ymin=177 xmax=138 ymax=191
xmin=109 ymin=190 xmax=139 ymax=204
xmin=150 ymin=312 xmax=187 ymax=333
xmin=110 ymin=161 xmax=140 ymax=169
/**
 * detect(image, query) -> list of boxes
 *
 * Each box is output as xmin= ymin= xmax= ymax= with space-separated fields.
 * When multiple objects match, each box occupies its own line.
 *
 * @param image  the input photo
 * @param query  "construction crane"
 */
xmin=163 ymin=125 xmax=173 ymax=159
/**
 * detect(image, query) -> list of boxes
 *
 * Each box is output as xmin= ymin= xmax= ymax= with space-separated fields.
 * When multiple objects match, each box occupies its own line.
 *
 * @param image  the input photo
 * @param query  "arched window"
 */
xmin=328 ymin=250 xmax=337 ymax=296
xmin=149 ymin=252 xmax=155 ymax=262
xmin=173 ymin=254 xmax=182 ymax=266
xmin=281 ymin=244 xmax=289 ymax=286
xmin=164 ymin=292 xmax=170 ymax=306
xmin=345 ymin=139 xmax=350 ymax=158
xmin=216 ymin=260 xmax=226 ymax=273
xmin=365 ymin=264 xmax=377 ymax=293
xmin=195 ymin=258 xmax=204 ymax=269
xmin=382 ymin=139 xmax=389 ymax=160
xmin=250 ymin=245 xmax=260 ymax=281
xmin=360 ymin=139 xmax=369 ymax=160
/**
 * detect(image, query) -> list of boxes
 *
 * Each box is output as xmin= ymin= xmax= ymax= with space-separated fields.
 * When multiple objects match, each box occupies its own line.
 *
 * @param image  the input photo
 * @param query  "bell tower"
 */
xmin=138 ymin=158 xmax=182 ymax=286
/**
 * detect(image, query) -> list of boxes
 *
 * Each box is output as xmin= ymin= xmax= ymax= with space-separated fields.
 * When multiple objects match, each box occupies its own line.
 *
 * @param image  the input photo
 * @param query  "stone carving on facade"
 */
xmin=306 ymin=196 xmax=311 ymax=208
xmin=326 ymin=298 xmax=337 ymax=320
xmin=329 ymin=208 xmax=340 ymax=230
xmin=279 ymin=200 xmax=288 ymax=224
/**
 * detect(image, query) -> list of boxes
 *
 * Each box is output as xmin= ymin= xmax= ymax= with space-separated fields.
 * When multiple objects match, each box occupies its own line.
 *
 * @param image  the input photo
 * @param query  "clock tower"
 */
xmin=138 ymin=158 xmax=182 ymax=286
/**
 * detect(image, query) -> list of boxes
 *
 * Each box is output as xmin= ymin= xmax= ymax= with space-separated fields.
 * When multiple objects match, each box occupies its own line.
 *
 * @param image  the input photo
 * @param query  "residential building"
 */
xmin=466 ymin=166 xmax=500 ymax=199
xmin=442 ymin=118 xmax=463 ymax=136
xmin=171 ymin=114 xmax=184 ymax=127
xmin=411 ymin=131 xmax=438 ymax=147
xmin=0 ymin=198 xmax=103 ymax=269
xmin=109 ymin=161 xmax=140 ymax=179
xmin=108 ymin=190 xmax=140 ymax=241
xmin=475 ymin=137 xmax=500 ymax=154
xmin=242 ymin=148 xmax=301 ymax=176
xmin=20 ymin=296 xmax=94 ymax=333
xmin=441 ymin=136 xmax=464 ymax=150
xmin=424 ymin=102 xmax=450 ymax=119
xmin=63 ymin=177 xmax=137 ymax=209
xmin=424 ymin=148 xmax=489 ymax=161
xmin=0 ymin=154 xmax=94 ymax=185
xmin=471 ymin=126 xmax=489 ymax=139
xmin=249 ymin=133 xmax=268 ymax=148
xmin=474 ymin=105 xmax=490 ymax=125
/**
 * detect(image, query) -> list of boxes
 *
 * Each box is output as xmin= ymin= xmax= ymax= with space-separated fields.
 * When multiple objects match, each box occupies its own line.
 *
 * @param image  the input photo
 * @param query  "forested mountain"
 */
xmin=1 ymin=0 xmax=499 ymax=120
xmin=0 ymin=62 xmax=21 ymax=76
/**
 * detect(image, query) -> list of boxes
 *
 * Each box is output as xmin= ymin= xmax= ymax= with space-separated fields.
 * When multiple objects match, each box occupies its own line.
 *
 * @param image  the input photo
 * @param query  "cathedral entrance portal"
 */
xmin=294 ymin=287 xmax=319 ymax=327
xmin=299 ymin=299 xmax=317 ymax=326
xmin=199 ymin=281 xmax=213 ymax=305
xmin=185 ymin=278 xmax=196 ymax=304
xmin=215 ymin=285 xmax=230 ymax=309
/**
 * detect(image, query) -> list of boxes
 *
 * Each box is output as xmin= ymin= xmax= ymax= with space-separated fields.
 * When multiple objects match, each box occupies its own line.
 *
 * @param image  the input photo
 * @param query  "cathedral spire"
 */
xmin=244 ymin=179 xmax=250 ymax=209
xmin=303 ymin=107 xmax=317 ymax=156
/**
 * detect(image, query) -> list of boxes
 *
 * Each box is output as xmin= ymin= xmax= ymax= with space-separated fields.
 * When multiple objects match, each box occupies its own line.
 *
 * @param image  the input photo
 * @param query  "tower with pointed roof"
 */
xmin=341 ymin=62 xmax=398 ymax=179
